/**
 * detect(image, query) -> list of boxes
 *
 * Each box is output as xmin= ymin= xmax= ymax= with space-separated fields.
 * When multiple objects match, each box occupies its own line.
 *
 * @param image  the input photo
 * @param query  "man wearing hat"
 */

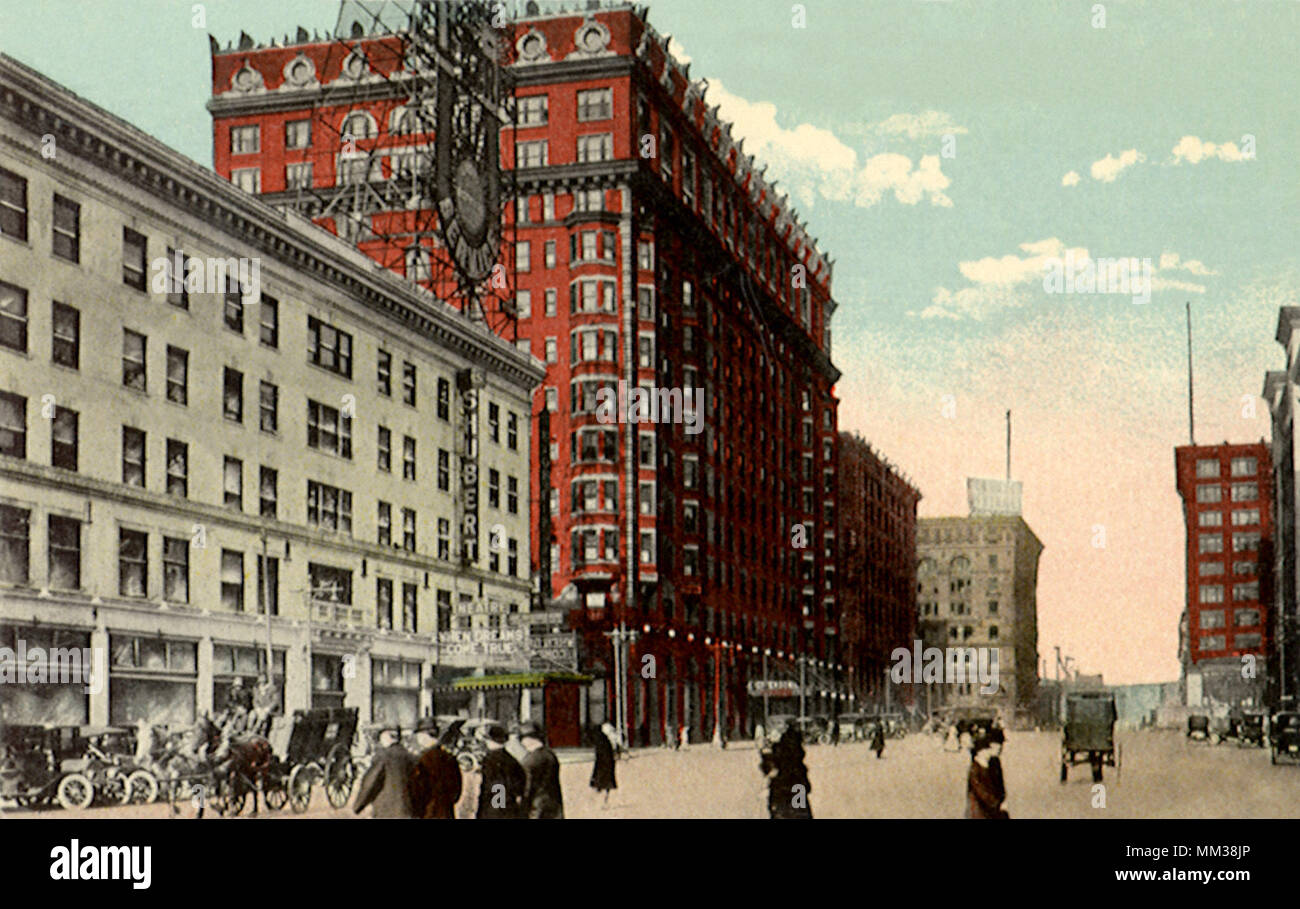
xmin=411 ymin=715 xmax=462 ymax=819
xmin=518 ymin=720 xmax=564 ymax=819
xmin=476 ymin=721 xmax=526 ymax=819
xmin=354 ymin=724 xmax=418 ymax=818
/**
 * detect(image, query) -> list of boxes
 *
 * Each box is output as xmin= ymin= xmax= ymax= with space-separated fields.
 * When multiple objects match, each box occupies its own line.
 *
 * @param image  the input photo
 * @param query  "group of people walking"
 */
xmin=352 ymin=717 xmax=564 ymax=819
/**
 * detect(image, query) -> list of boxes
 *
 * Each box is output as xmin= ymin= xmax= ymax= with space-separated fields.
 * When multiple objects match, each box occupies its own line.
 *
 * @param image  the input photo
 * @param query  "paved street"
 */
xmin=7 ymin=729 xmax=1300 ymax=819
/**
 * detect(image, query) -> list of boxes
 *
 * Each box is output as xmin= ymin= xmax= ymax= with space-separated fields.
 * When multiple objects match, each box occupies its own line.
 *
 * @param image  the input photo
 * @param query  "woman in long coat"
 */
xmin=966 ymin=735 xmax=1008 ymax=819
xmin=760 ymin=726 xmax=813 ymax=819
xmin=590 ymin=722 xmax=617 ymax=806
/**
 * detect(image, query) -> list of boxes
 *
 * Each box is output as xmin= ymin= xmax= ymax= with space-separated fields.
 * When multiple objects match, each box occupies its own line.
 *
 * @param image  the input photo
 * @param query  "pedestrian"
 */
xmin=590 ymin=722 xmax=617 ymax=806
xmin=411 ymin=716 xmax=462 ymax=819
xmin=760 ymin=725 xmax=813 ymax=819
xmin=249 ymin=674 xmax=277 ymax=737
xmin=353 ymin=725 xmax=418 ymax=818
xmin=678 ymin=724 xmax=690 ymax=750
xmin=754 ymin=722 xmax=766 ymax=751
xmin=519 ymin=720 xmax=564 ymax=819
xmin=830 ymin=717 xmax=840 ymax=747
xmin=871 ymin=720 xmax=886 ymax=759
xmin=965 ymin=734 xmax=1008 ymax=819
xmin=477 ymin=722 xmax=526 ymax=819
xmin=987 ymin=728 xmax=1007 ymax=816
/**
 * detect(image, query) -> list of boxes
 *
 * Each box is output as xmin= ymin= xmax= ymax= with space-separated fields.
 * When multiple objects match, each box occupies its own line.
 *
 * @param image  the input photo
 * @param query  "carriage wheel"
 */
xmin=288 ymin=765 xmax=313 ymax=813
xmin=214 ymin=775 xmax=248 ymax=817
xmin=56 ymin=773 xmax=94 ymax=811
xmin=121 ymin=769 xmax=158 ymax=806
xmin=325 ymin=755 xmax=355 ymax=809
xmin=264 ymin=778 xmax=289 ymax=811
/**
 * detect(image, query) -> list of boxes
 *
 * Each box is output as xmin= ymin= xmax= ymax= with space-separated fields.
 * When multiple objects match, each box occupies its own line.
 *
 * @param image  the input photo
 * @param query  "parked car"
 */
xmin=1271 ymin=712 xmax=1300 ymax=764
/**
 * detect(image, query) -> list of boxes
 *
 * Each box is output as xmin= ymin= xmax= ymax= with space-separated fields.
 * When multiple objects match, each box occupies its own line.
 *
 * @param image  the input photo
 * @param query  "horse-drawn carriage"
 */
xmin=0 ymin=724 xmax=158 ymax=811
xmin=1060 ymin=691 xmax=1119 ymax=783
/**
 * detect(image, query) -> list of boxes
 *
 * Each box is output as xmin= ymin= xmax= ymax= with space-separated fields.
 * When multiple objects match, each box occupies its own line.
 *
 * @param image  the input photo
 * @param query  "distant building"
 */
xmin=1173 ymin=442 xmax=1272 ymax=708
xmin=1264 ymin=308 xmax=1300 ymax=710
xmin=837 ymin=433 xmax=921 ymax=709
xmin=916 ymin=513 xmax=1043 ymax=723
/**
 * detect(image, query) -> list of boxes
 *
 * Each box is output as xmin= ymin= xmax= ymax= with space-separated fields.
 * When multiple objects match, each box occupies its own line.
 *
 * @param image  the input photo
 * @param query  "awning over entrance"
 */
xmin=450 ymin=671 xmax=591 ymax=692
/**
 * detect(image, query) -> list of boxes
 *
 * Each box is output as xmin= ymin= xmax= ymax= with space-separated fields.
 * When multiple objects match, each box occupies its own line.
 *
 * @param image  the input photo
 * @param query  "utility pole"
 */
xmin=1186 ymin=301 xmax=1196 ymax=445
xmin=1006 ymin=409 xmax=1012 ymax=481
xmin=260 ymin=532 xmax=273 ymax=687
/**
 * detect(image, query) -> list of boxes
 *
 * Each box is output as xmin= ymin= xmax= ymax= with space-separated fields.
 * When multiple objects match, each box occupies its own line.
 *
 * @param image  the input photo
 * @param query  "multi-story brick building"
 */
xmin=206 ymin=1 xmax=842 ymax=744
xmin=837 ymin=433 xmax=920 ymax=709
xmin=915 ymin=514 xmax=1042 ymax=722
xmin=1174 ymin=442 xmax=1272 ymax=707
xmin=0 ymin=54 xmax=542 ymax=730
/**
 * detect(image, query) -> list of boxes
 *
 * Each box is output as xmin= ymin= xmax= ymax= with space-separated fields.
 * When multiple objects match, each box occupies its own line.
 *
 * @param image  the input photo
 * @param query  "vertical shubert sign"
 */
xmin=458 ymin=367 xmax=484 ymax=566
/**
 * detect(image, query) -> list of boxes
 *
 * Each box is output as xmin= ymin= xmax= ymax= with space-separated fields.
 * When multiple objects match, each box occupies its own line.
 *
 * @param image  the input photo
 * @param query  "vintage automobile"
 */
xmin=763 ymin=714 xmax=831 ymax=745
xmin=1270 ymin=712 xmax=1300 ymax=764
xmin=1207 ymin=714 xmax=1236 ymax=745
xmin=0 ymin=724 xmax=154 ymax=810
xmin=1187 ymin=714 xmax=1211 ymax=742
xmin=1060 ymin=691 xmax=1119 ymax=783
xmin=1239 ymin=710 xmax=1267 ymax=748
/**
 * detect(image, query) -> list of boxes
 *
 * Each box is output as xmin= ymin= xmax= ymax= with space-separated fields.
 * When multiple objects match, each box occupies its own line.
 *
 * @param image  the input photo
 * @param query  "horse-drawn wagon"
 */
xmin=1060 ymin=691 xmax=1119 ymax=783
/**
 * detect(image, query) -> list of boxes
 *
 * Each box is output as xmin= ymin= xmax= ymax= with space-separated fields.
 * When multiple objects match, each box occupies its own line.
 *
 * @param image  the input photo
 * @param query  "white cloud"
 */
xmin=1061 ymin=170 xmax=1081 ymax=187
xmin=1171 ymin=135 xmax=1246 ymax=164
xmin=1158 ymin=252 xmax=1220 ymax=276
xmin=707 ymin=81 xmax=954 ymax=210
xmin=1089 ymin=148 xmax=1144 ymax=183
xmin=867 ymin=110 xmax=968 ymax=140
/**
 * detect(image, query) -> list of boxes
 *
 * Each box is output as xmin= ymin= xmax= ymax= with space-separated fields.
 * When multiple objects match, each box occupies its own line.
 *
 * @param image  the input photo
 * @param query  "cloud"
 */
xmin=1171 ymin=135 xmax=1248 ymax=164
xmin=1089 ymin=148 xmax=1144 ymax=183
xmin=707 ymin=81 xmax=954 ymax=209
xmin=1061 ymin=170 xmax=1081 ymax=187
xmin=915 ymin=239 xmax=1219 ymax=320
xmin=866 ymin=110 xmax=968 ymax=140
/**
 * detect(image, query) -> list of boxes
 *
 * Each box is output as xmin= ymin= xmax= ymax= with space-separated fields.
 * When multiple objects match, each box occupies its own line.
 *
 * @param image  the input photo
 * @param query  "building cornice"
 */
xmin=0 ymin=53 xmax=544 ymax=393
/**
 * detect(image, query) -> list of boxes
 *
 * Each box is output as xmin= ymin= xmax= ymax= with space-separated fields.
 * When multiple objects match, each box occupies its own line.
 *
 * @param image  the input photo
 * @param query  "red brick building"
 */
xmin=837 ymin=434 xmax=921 ymax=709
xmin=1174 ymin=441 xmax=1273 ymax=707
xmin=207 ymin=2 xmax=842 ymax=744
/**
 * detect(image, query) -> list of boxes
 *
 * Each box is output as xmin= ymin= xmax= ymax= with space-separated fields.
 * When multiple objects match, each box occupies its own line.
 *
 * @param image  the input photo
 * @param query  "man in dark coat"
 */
xmin=987 ymin=727 xmax=1006 ymax=812
xmin=871 ymin=720 xmax=886 ymax=759
xmin=353 ymin=726 xmax=418 ymax=818
xmin=590 ymin=722 xmax=617 ymax=807
xmin=760 ymin=726 xmax=813 ymax=819
xmin=411 ymin=716 xmax=462 ymax=819
xmin=477 ymin=722 xmax=526 ymax=819
xmin=519 ymin=720 xmax=564 ymax=818
xmin=966 ymin=734 xmax=1008 ymax=819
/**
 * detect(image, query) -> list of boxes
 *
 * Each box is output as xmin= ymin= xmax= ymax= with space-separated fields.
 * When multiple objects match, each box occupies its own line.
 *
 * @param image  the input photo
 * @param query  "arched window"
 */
xmin=950 ymin=555 xmax=971 ymax=573
xmin=340 ymin=111 xmax=376 ymax=142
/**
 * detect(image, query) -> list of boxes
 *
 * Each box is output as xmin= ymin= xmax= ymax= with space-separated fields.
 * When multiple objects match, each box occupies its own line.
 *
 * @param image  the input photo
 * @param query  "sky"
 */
xmin=4 ymin=0 xmax=1297 ymax=683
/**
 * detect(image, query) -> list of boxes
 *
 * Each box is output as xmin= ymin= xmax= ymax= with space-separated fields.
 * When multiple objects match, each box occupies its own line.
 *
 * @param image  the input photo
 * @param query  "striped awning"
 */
xmin=450 ymin=671 xmax=592 ymax=691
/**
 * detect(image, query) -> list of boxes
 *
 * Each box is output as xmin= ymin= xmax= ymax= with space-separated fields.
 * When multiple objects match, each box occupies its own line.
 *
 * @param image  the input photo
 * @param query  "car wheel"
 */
xmin=56 ymin=774 xmax=94 ymax=811
xmin=124 ymin=770 xmax=158 ymax=805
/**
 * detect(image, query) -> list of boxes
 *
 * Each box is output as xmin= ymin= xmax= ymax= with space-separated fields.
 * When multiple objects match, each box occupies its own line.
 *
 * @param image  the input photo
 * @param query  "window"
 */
xmin=488 ymin=403 xmax=500 ymax=443
xmin=507 ymin=476 xmax=519 ymax=514
xmin=231 ymin=124 xmax=260 ymax=154
xmin=402 ymin=508 xmax=416 ymax=552
xmin=307 ymin=316 xmax=353 ymax=377
xmin=223 ymin=276 xmax=244 ymax=333
xmin=378 ymin=501 xmax=392 ymax=546
xmin=378 ymin=426 xmax=392 ymax=472
xmin=507 ymin=412 xmax=519 ymax=450
xmin=1233 ymin=561 xmax=1257 ymax=576
xmin=1199 ymin=635 xmax=1225 ymax=652
xmin=307 ymin=480 xmax=352 ymax=533
xmin=403 ymin=435 xmax=416 ymax=480
xmin=122 ymin=426 xmax=145 ymax=487
xmin=516 ymin=140 xmax=547 ymax=168
xmin=545 ymin=338 xmax=557 ymax=363
xmin=545 ymin=288 xmax=557 ymax=316
xmin=1201 ymin=610 xmax=1226 ymax=628
xmin=1231 ymin=509 xmax=1260 ymax=526
xmin=1195 ymin=458 xmax=1219 ymax=478
xmin=163 ymin=537 xmax=189 ymax=603
xmin=1231 ymin=483 xmax=1259 ymax=502
xmin=0 ymin=392 xmax=26 ymax=459
xmin=517 ymin=94 xmax=548 ymax=126
xmin=1230 ymin=456 xmax=1258 ymax=477
xmin=377 ymin=578 xmax=394 ymax=629
xmin=508 ymin=538 xmax=519 ymax=576
xmin=1233 ymin=532 xmax=1261 ymax=553
xmin=224 ymin=456 xmax=243 ymax=509
xmin=52 ymin=195 xmax=80 ymax=262
xmin=165 ymin=248 xmax=189 ymax=309
xmin=437 ymin=449 xmax=450 ymax=491
xmin=51 ymin=301 xmax=78 ymax=368
xmin=260 ymin=296 xmax=279 ymax=347
xmin=437 ymin=518 xmax=451 ymax=560
xmin=285 ymin=119 xmax=311 ymax=149
xmin=221 ymin=550 xmax=244 ymax=611
xmin=516 ymin=289 xmax=531 ymax=319
xmin=257 ymin=556 xmax=279 ymax=615
xmin=0 ymin=280 xmax=27 ymax=352
xmin=308 ymin=563 xmax=352 ymax=604
xmin=122 ymin=228 xmax=147 ymax=289
xmin=118 ymin=528 xmax=148 ymax=597
xmin=405 ymin=245 xmax=431 ymax=282
xmin=545 ymin=387 xmax=557 ymax=412
xmin=638 ymin=240 xmax=653 ymax=271
xmin=259 ymin=381 xmax=278 ymax=433
xmin=51 ymin=407 xmax=77 ymax=471
xmin=0 ymin=504 xmax=28 ymax=584
xmin=1198 ymin=534 xmax=1223 ymax=554
xmin=401 ymin=583 xmax=417 ymax=633
xmin=377 ymin=351 xmax=392 ymax=396
xmin=577 ymin=88 xmax=612 ymax=122
xmin=260 ymin=466 xmax=277 ymax=518
xmin=1198 ymin=511 xmax=1222 ymax=527
xmin=232 ymin=168 xmax=261 ymax=193
xmin=1199 ymin=584 xmax=1224 ymax=604
xmin=286 ymin=162 xmax=313 ymax=189
xmin=577 ymin=133 xmax=613 ymax=162
xmin=1196 ymin=485 xmax=1222 ymax=504
xmin=0 ymin=166 xmax=27 ymax=241
xmin=123 ymin=330 xmax=147 ymax=391
xmin=402 ymin=362 xmax=417 ymax=406
xmin=1199 ymin=562 xmax=1224 ymax=576
xmin=517 ymin=241 xmax=531 ymax=272
xmin=166 ymin=440 xmax=188 ymax=497
xmin=1235 ymin=632 xmax=1262 ymax=650
xmin=306 ymin=399 xmax=353 ymax=458
xmin=544 ymin=243 xmax=556 ymax=269
xmin=1236 ymin=608 xmax=1261 ymax=626
xmin=1234 ymin=582 xmax=1260 ymax=601
xmin=489 ymin=469 xmax=500 ymax=508
xmin=223 ymin=367 xmax=243 ymax=422
xmin=48 ymin=515 xmax=80 ymax=590
xmin=166 ymin=346 xmax=188 ymax=405
xmin=437 ymin=377 xmax=450 ymax=421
